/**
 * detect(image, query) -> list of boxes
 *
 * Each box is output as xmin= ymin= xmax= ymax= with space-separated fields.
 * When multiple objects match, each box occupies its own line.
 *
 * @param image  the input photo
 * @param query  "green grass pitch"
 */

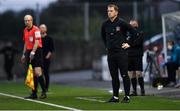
xmin=0 ymin=82 xmax=180 ymax=110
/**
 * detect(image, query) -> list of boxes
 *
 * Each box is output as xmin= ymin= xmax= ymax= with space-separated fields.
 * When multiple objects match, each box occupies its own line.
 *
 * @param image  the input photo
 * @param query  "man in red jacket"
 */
xmin=21 ymin=15 xmax=46 ymax=99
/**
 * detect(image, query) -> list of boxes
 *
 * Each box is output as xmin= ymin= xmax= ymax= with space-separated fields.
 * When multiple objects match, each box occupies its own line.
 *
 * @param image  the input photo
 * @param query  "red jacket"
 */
xmin=23 ymin=25 xmax=42 ymax=50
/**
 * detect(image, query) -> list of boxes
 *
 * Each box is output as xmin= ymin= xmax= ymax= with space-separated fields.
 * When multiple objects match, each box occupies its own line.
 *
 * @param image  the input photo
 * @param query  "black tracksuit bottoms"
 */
xmin=43 ymin=58 xmax=50 ymax=90
xmin=107 ymin=51 xmax=130 ymax=97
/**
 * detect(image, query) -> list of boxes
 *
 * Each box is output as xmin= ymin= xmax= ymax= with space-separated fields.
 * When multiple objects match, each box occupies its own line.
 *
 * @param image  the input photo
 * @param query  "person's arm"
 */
xmin=50 ymin=37 xmax=55 ymax=52
xmin=123 ymin=21 xmax=137 ymax=47
xmin=172 ymin=54 xmax=177 ymax=63
xmin=23 ymin=43 xmax=26 ymax=55
xmin=46 ymin=52 xmax=52 ymax=59
xmin=131 ymin=31 xmax=144 ymax=47
xmin=29 ymin=39 xmax=39 ymax=61
xmin=46 ymin=37 xmax=54 ymax=59
xmin=172 ymin=48 xmax=180 ymax=63
xmin=32 ymin=30 xmax=41 ymax=53
xmin=101 ymin=22 xmax=107 ymax=49
xmin=121 ymin=20 xmax=137 ymax=49
xmin=29 ymin=30 xmax=41 ymax=60
xmin=32 ymin=40 xmax=39 ymax=53
xmin=21 ymin=43 xmax=26 ymax=63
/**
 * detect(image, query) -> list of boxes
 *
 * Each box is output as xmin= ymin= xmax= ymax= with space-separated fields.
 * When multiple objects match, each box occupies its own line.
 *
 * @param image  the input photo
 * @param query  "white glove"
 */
xmin=29 ymin=51 xmax=35 ymax=61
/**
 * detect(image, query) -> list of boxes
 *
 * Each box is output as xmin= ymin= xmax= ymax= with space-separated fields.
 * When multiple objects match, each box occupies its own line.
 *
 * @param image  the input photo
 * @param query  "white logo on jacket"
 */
xmin=29 ymin=36 xmax=33 ymax=42
xmin=35 ymin=31 xmax=41 ymax=38
xmin=116 ymin=26 xmax=120 ymax=32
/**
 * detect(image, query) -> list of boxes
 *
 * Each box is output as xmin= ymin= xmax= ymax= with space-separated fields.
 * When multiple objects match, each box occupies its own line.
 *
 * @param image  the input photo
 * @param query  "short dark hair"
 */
xmin=108 ymin=4 xmax=119 ymax=12
xmin=168 ymin=40 xmax=175 ymax=45
xmin=130 ymin=19 xmax=138 ymax=23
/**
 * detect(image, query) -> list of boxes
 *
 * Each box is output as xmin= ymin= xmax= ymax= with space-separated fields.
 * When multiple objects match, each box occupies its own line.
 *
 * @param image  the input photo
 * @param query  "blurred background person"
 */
xmin=152 ymin=45 xmax=162 ymax=77
xmin=128 ymin=20 xmax=145 ymax=96
xmin=144 ymin=46 xmax=161 ymax=85
xmin=0 ymin=41 xmax=18 ymax=81
xmin=165 ymin=40 xmax=180 ymax=87
xmin=157 ymin=53 xmax=166 ymax=78
xmin=39 ymin=24 xmax=55 ymax=92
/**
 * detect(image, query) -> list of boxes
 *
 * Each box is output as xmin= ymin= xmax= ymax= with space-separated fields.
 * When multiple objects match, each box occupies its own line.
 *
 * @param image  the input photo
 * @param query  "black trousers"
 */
xmin=108 ymin=51 xmax=130 ymax=97
xmin=166 ymin=61 xmax=178 ymax=83
xmin=25 ymin=48 xmax=46 ymax=94
xmin=43 ymin=58 xmax=50 ymax=90
xmin=4 ymin=63 xmax=13 ymax=80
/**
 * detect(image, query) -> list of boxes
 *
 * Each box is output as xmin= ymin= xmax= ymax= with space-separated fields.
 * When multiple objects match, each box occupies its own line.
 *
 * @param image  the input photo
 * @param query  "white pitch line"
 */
xmin=172 ymin=100 xmax=180 ymax=103
xmin=76 ymin=97 xmax=105 ymax=103
xmin=0 ymin=92 xmax=81 ymax=111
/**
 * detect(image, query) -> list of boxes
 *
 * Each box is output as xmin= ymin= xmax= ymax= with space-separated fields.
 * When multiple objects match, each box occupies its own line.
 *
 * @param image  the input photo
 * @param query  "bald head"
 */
xmin=24 ymin=15 xmax=33 ymax=29
xmin=40 ymin=24 xmax=47 ymax=30
xmin=24 ymin=15 xmax=33 ymax=20
xmin=39 ymin=24 xmax=47 ymax=37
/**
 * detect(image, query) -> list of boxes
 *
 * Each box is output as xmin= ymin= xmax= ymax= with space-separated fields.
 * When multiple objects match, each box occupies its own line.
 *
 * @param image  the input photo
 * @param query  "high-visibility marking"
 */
xmin=0 ymin=92 xmax=81 ymax=111
xmin=76 ymin=97 xmax=105 ymax=103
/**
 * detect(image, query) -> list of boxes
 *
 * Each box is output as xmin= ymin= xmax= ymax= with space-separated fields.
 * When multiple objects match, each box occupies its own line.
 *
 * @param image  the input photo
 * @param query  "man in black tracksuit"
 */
xmin=39 ymin=24 xmax=54 ymax=92
xmin=101 ymin=4 xmax=137 ymax=103
xmin=127 ymin=20 xmax=145 ymax=96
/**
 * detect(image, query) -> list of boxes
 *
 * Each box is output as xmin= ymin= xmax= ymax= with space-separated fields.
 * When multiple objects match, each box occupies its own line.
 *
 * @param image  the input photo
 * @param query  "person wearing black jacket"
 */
xmin=127 ymin=20 xmax=145 ymax=96
xmin=0 ymin=41 xmax=18 ymax=81
xmin=39 ymin=24 xmax=54 ymax=92
xmin=101 ymin=4 xmax=137 ymax=103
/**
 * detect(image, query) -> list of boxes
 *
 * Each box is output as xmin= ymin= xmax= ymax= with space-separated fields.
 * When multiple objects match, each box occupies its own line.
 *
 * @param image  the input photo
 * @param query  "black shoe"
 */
xmin=130 ymin=91 xmax=137 ymax=96
xmin=107 ymin=97 xmax=119 ymax=103
xmin=121 ymin=96 xmax=130 ymax=103
xmin=24 ymin=94 xmax=38 ymax=99
xmin=39 ymin=92 xmax=47 ymax=99
xmin=141 ymin=90 xmax=145 ymax=96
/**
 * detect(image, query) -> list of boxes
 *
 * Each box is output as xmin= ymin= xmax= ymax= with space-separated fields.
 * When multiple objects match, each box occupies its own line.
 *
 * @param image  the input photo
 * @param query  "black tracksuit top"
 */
xmin=127 ymin=28 xmax=144 ymax=57
xmin=101 ymin=17 xmax=137 ymax=53
xmin=42 ymin=35 xmax=54 ymax=58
